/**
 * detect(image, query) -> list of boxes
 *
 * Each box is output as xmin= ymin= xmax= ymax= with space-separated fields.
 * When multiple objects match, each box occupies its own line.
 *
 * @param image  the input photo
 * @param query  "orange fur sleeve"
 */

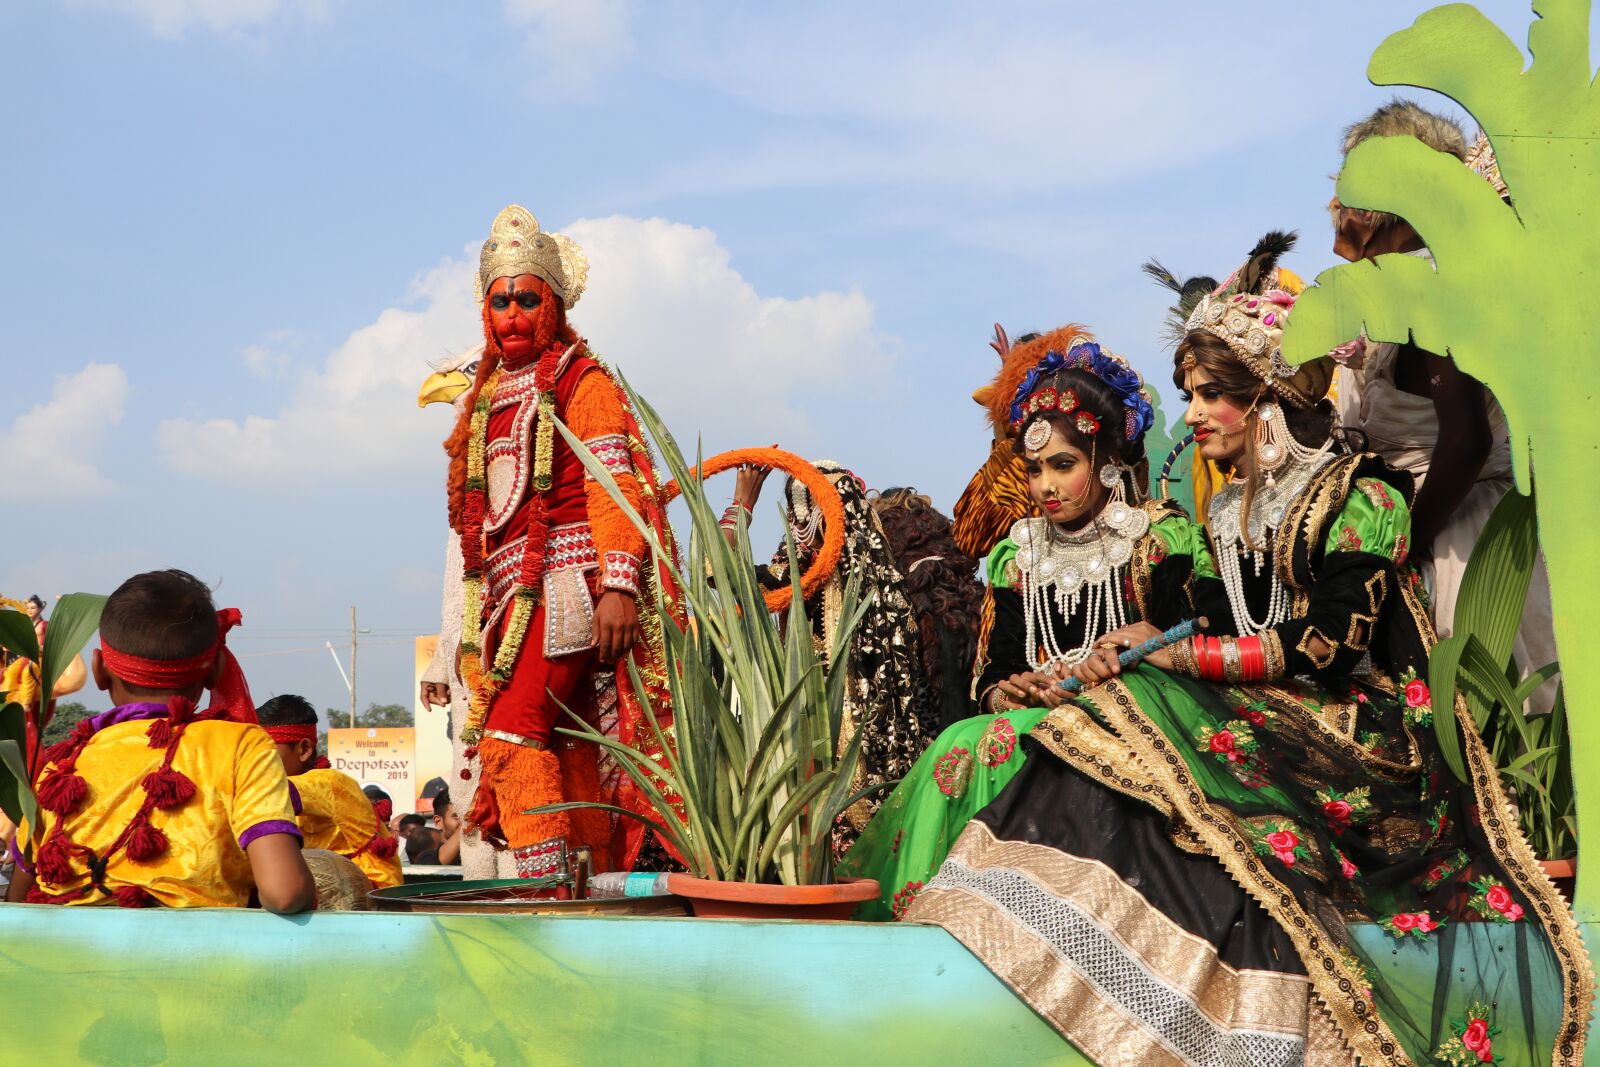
xmin=567 ymin=367 xmax=648 ymax=595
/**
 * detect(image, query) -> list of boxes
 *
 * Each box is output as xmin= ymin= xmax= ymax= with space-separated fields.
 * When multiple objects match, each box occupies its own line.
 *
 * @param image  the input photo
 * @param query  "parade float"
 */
xmin=2 ymin=1 xmax=1599 ymax=1064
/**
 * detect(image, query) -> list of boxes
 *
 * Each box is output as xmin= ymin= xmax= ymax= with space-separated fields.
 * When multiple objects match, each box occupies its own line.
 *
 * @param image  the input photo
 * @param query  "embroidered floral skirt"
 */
xmin=903 ymin=665 xmax=1588 ymax=1067
xmin=839 ymin=708 xmax=1045 ymax=921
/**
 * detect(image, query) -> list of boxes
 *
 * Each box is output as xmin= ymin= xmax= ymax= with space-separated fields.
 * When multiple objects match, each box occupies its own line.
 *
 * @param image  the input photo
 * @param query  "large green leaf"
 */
xmin=40 ymin=592 xmax=107 ymax=697
xmin=1429 ymin=634 xmax=1470 ymax=783
xmin=1452 ymin=489 xmax=1537 ymax=675
xmin=0 ymin=608 xmax=40 ymax=663
xmin=0 ymin=736 xmax=37 ymax=834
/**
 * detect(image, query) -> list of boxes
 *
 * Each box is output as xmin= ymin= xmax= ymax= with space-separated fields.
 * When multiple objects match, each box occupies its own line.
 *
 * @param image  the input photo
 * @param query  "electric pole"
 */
xmin=350 ymin=605 xmax=358 ymax=728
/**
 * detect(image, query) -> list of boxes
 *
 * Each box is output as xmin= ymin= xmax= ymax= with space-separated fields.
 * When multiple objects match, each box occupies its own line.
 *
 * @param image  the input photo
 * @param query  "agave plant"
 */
xmin=531 ymin=375 xmax=878 ymax=885
xmin=1429 ymin=490 xmax=1574 ymax=861
xmin=0 ymin=593 xmax=106 ymax=840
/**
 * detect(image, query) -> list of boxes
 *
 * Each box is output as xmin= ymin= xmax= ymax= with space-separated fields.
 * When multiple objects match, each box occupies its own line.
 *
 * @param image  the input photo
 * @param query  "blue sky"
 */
xmin=0 ymin=0 xmax=1548 ymax=715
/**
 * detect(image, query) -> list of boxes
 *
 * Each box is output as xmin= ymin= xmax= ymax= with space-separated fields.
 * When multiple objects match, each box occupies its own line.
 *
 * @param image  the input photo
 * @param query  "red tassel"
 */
xmin=166 ymin=696 xmax=196 ymax=720
xmin=145 ymin=717 xmax=173 ymax=749
xmin=41 ymin=720 xmax=96 ymax=769
xmin=312 ymin=756 xmax=331 ymax=770
xmin=142 ymin=768 xmax=197 ymax=810
xmin=367 ymin=834 xmax=398 ymax=860
xmin=125 ymin=818 xmax=168 ymax=862
xmin=26 ymin=885 xmax=58 ymax=905
xmin=36 ymin=769 xmax=89 ymax=816
xmin=36 ymin=834 xmax=75 ymax=884
xmin=112 ymin=885 xmax=157 ymax=908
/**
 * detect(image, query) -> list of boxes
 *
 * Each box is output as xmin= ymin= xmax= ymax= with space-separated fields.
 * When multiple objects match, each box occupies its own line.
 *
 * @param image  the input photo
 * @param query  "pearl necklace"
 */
xmin=1207 ymin=452 xmax=1333 ymax=635
xmin=1011 ymin=503 xmax=1149 ymax=672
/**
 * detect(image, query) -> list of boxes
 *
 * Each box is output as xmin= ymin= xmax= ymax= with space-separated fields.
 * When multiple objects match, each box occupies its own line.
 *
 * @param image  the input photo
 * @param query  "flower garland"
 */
xmin=459 ymin=343 xmax=565 ymax=746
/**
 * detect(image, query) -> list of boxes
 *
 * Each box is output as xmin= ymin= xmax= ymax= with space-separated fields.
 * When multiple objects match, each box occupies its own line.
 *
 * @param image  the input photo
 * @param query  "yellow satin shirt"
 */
xmin=289 ymin=767 xmax=402 ymax=890
xmin=21 ymin=714 xmax=299 ymax=907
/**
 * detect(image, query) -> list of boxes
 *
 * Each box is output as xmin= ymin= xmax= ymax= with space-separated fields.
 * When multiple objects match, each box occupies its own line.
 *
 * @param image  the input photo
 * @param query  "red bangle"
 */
xmin=1198 ymin=636 xmax=1223 ymax=682
xmin=1237 ymin=636 xmax=1265 ymax=681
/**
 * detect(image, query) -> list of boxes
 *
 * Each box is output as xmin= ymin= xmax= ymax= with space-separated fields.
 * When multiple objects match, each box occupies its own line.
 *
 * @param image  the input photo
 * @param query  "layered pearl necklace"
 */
xmin=1011 ymin=502 xmax=1149 ymax=672
xmin=1207 ymin=452 xmax=1333 ymax=635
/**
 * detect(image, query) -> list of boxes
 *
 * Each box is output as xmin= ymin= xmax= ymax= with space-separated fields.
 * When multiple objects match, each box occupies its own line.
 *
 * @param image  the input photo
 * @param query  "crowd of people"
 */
xmin=0 ymin=98 xmax=1585 ymax=1065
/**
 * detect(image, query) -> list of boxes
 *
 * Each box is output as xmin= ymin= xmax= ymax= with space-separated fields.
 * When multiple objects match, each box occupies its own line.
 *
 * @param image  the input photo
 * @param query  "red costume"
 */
xmin=445 ymin=205 xmax=680 ymax=877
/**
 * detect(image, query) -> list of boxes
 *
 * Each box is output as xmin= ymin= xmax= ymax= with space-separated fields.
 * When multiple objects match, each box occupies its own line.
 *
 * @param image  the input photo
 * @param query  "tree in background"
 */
xmin=40 ymin=701 xmax=93 ymax=747
xmin=325 ymin=702 xmax=414 ymax=729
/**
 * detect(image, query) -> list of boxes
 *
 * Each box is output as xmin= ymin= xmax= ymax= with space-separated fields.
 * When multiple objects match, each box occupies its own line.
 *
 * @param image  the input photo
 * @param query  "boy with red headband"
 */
xmin=257 ymin=694 xmax=401 ymax=890
xmin=5 ymin=569 xmax=314 ymax=912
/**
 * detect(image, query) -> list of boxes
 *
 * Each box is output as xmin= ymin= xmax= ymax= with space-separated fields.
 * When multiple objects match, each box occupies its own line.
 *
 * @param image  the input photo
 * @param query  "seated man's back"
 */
xmin=290 ymin=767 xmax=402 ymax=890
xmin=20 ymin=706 xmax=299 ymax=907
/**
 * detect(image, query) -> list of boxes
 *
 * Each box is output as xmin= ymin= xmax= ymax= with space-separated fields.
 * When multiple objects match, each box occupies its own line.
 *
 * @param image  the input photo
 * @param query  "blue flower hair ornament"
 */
xmin=1008 ymin=339 xmax=1155 ymax=443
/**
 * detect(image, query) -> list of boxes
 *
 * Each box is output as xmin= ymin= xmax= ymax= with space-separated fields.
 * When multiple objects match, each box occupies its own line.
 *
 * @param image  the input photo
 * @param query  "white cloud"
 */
xmin=564 ymin=215 xmax=896 ymax=443
xmin=156 ymin=258 xmax=478 ymax=481
xmin=64 ymin=0 xmax=329 ymax=36
xmin=1 ymin=363 xmax=130 ymax=498
xmin=155 ymin=216 xmax=896 ymax=482
xmin=504 ymin=0 xmax=633 ymax=96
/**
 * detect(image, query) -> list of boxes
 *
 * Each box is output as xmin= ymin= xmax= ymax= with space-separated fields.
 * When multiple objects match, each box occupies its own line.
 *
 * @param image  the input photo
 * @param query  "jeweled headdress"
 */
xmin=475 ymin=204 xmax=590 ymax=309
xmin=1007 ymin=337 xmax=1155 ymax=442
xmin=1179 ymin=231 xmax=1333 ymax=409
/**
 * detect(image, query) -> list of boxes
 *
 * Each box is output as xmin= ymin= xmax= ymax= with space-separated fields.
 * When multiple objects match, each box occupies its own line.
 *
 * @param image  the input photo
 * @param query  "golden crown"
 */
xmin=475 ymin=204 xmax=589 ymax=309
xmin=1185 ymin=281 xmax=1329 ymax=409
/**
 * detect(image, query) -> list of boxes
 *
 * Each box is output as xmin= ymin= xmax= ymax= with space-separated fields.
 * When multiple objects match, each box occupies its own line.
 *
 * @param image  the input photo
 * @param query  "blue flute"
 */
xmin=1057 ymin=617 xmax=1207 ymax=693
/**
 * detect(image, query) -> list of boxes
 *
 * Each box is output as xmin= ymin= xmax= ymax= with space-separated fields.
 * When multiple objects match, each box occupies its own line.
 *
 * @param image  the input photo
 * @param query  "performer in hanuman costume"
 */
xmin=437 ymin=204 xmax=680 ymax=879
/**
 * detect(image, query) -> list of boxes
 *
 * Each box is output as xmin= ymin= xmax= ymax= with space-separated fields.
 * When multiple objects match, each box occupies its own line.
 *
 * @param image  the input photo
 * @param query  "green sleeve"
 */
xmin=1324 ymin=478 xmax=1413 ymax=565
xmin=985 ymin=538 xmax=1020 ymax=589
xmin=1150 ymin=513 xmax=1219 ymax=579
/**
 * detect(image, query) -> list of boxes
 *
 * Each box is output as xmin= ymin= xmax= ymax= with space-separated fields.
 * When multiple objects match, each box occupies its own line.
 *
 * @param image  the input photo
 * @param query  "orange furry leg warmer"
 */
xmin=556 ymin=740 xmax=611 ymax=873
xmin=469 ymin=737 xmax=569 ymax=849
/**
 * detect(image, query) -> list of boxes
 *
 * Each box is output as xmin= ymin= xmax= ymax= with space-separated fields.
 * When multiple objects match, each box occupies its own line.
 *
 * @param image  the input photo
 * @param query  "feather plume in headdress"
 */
xmin=1143 ymin=259 xmax=1218 ymax=350
xmin=1233 ymin=229 xmax=1297 ymax=297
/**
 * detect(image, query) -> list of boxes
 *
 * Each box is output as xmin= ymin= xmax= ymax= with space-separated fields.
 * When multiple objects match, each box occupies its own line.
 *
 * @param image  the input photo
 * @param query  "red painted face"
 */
xmin=486 ymin=273 xmax=557 ymax=363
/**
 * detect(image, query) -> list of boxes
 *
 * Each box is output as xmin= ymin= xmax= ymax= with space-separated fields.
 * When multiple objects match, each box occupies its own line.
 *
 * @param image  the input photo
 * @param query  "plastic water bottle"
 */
xmin=587 ymin=871 xmax=672 ymax=899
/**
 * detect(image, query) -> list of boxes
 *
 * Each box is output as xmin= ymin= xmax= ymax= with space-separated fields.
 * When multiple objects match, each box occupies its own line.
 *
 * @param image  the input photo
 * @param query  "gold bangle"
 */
xmin=1168 ymin=637 xmax=1199 ymax=678
xmin=1260 ymin=630 xmax=1286 ymax=679
xmin=1221 ymin=637 xmax=1242 ymax=683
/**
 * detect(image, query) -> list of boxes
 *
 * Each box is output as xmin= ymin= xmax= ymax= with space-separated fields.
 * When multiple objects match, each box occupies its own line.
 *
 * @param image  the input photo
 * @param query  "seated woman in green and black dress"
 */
xmin=840 ymin=324 xmax=1212 ymax=919
xmin=905 ymin=235 xmax=1590 ymax=1067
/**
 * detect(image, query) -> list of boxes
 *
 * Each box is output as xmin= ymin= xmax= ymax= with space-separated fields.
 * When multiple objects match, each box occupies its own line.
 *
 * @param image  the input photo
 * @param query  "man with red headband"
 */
xmin=257 ymin=694 xmax=402 ymax=890
xmin=440 ymin=204 xmax=681 ymax=879
xmin=5 ymin=569 xmax=314 ymax=911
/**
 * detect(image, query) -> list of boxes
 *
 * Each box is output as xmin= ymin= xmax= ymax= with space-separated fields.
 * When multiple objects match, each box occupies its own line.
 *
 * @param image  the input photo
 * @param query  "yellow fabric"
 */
xmin=22 ymin=719 xmax=298 ymax=907
xmin=291 ymin=767 xmax=402 ymax=889
xmin=2 ymin=656 xmax=39 ymax=711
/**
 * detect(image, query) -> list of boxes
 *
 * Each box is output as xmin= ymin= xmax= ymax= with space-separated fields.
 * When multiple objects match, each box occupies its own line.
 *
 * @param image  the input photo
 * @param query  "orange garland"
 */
xmin=659 ymin=447 xmax=846 ymax=614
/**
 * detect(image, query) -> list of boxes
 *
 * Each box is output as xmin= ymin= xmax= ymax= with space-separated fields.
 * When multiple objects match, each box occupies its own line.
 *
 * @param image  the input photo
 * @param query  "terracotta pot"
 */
xmin=667 ymin=874 xmax=879 ymax=921
xmin=1540 ymin=858 xmax=1577 ymax=904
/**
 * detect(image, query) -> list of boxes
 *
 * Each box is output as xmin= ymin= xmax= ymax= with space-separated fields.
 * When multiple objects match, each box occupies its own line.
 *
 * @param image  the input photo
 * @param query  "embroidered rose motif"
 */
xmin=1146 ymin=541 xmax=1167 ymax=566
xmin=1422 ymin=850 xmax=1470 ymax=890
xmin=1314 ymin=786 xmax=1372 ymax=833
xmin=1210 ymin=730 xmax=1236 ymax=754
xmin=1398 ymin=667 xmax=1434 ymax=728
xmin=1339 ymin=852 xmax=1359 ymax=880
xmin=1393 ymin=533 xmax=1410 ymax=566
xmin=1468 ymin=876 xmax=1525 ymax=923
xmin=1336 ymin=525 xmax=1363 ymax=552
xmin=1251 ymin=821 xmax=1311 ymax=868
xmin=976 ymin=717 xmax=1017 ymax=768
xmin=890 ymin=829 xmax=904 ymax=855
xmin=1234 ymin=698 xmax=1273 ymax=727
xmin=1437 ymin=1003 xmax=1500 ymax=1066
xmin=892 ymin=880 xmax=924 ymax=919
xmin=1381 ymin=911 xmax=1443 ymax=941
xmin=932 ymin=747 xmax=973 ymax=799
